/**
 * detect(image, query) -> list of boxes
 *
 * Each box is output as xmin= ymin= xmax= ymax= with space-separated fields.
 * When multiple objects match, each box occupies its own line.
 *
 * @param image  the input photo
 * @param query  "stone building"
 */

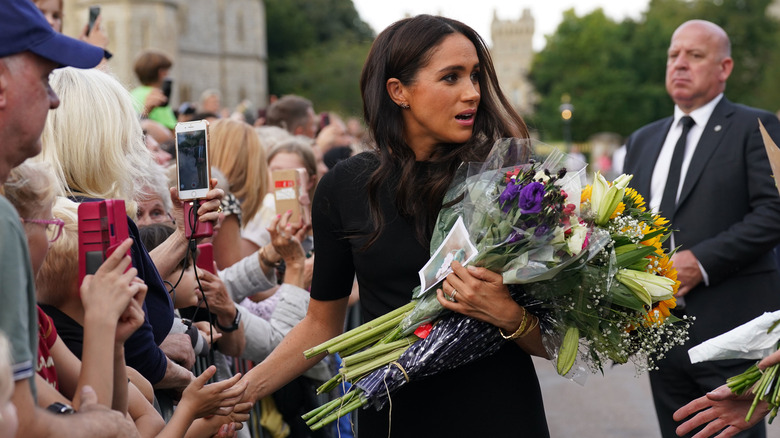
xmin=490 ymin=8 xmax=536 ymax=116
xmin=63 ymin=0 xmax=268 ymax=112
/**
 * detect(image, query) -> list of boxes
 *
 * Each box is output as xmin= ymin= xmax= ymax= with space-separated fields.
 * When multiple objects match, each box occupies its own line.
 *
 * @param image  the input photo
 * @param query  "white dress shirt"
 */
xmin=649 ymin=93 xmax=723 ymax=288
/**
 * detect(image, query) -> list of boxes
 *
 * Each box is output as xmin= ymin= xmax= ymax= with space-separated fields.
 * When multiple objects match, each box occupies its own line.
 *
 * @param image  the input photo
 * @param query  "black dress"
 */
xmin=311 ymin=152 xmax=550 ymax=438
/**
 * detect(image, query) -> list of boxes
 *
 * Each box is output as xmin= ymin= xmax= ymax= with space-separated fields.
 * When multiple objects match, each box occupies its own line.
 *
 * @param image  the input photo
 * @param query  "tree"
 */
xmin=265 ymin=0 xmax=374 ymax=117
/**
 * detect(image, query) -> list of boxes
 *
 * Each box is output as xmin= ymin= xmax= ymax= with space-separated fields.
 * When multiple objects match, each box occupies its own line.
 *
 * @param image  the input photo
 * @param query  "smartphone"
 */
xmin=161 ymin=78 xmax=173 ymax=104
xmin=272 ymin=168 xmax=311 ymax=225
xmin=183 ymin=200 xmax=213 ymax=239
xmin=195 ymin=243 xmax=216 ymax=275
xmin=77 ymin=199 xmax=131 ymax=286
xmin=87 ymin=5 xmax=100 ymax=36
xmin=175 ymin=119 xmax=211 ymax=201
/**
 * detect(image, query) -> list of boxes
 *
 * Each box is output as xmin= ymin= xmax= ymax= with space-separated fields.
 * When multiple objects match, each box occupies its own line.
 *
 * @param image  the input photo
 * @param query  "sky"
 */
xmin=352 ymin=0 xmax=651 ymax=51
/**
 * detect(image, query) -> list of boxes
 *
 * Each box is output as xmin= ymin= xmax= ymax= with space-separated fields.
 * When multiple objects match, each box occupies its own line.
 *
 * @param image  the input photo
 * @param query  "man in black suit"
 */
xmin=623 ymin=20 xmax=780 ymax=438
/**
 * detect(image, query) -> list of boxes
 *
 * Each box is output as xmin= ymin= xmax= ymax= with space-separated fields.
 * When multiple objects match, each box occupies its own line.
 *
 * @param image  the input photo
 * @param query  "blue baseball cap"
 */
xmin=0 ymin=0 xmax=103 ymax=68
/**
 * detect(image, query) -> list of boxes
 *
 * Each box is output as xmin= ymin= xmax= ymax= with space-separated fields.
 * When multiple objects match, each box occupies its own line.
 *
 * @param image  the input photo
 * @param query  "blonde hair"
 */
xmin=2 ymin=161 xmax=58 ymax=219
xmin=35 ymin=197 xmax=79 ymax=307
xmin=209 ymin=118 xmax=267 ymax=223
xmin=37 ymin=68 xmax=155 ymax=215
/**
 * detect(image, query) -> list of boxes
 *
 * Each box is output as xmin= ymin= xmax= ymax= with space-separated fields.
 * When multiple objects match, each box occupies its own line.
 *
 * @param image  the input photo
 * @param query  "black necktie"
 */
xmin=659 ymin=115 xmax=695 ymax=222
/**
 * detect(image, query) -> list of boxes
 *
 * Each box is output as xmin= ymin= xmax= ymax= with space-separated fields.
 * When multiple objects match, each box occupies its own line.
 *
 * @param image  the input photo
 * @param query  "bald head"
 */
xmin=666 ymin=20 xmax=733 ymax=112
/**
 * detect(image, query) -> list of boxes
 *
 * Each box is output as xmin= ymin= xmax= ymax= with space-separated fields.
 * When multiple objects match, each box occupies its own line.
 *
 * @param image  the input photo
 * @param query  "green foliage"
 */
xmin=265 ymin=0 xmax=374 ymax=116
xmin=529 ymin=0 xmax=780 ymax=142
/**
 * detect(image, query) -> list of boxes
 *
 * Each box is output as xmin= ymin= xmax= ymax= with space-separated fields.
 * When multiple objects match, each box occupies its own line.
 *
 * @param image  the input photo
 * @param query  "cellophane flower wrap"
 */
xmin=530 ymin=171 xmax=693 ymax=380
xmin=301 ymin=138 xmax=588 ymax=430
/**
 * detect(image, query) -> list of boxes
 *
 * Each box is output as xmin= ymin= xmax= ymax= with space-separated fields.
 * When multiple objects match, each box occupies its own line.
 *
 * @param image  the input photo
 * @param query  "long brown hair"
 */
xmin=360 ymin=14 xmax=528 ymax=248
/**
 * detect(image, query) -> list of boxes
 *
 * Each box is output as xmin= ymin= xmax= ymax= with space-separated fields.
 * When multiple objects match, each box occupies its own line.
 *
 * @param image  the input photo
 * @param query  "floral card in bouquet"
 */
xmin=417 ymin=216 xmax=478 ymax=294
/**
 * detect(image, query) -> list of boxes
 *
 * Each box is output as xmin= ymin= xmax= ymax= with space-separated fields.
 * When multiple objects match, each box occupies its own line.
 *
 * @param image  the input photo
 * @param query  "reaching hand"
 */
xmin=178 ymin=366 xmax=248 ymax=419
xmin=196 ymin=270 xmax=235 ymax=321
xmin=80 ymin=238 xmax=146 ymax=343
xmin=673 ymin=384 xmax=770 ymax=438
xmin=266 ymin=210 xmax=307 ymax=266
xmin=115 ymin=278 xmax=148 ymax=344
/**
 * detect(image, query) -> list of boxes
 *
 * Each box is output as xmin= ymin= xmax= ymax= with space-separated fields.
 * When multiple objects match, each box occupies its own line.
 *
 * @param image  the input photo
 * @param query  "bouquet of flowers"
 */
xmin=301 ymin=138 xmax=692 ymax=430
xmin=531 ymin=171 xmax=692 ymax=378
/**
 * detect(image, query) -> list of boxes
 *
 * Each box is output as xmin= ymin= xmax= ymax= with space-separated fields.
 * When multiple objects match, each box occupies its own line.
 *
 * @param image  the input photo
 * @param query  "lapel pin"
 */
xmin=714 ymin=125 xmax=722 ymax=132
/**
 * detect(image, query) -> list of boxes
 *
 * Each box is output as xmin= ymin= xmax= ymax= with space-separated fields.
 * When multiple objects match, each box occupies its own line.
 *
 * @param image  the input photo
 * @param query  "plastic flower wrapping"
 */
xmin=300 ymin=138 xmax=692 ymax=430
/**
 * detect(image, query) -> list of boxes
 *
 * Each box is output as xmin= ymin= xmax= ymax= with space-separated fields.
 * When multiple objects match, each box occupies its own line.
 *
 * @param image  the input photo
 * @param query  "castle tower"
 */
xmin=490 ymin=8 xmax=536 ymax=115
xmin=63 ymin=0 xmax=268 ymax=111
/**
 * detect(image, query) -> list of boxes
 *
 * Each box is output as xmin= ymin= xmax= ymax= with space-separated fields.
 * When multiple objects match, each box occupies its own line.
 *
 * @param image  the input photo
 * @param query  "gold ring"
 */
xmin=217 ymin=206 xmax=223 ymax=213
xmin=451 ymin=289 xmax=458 ymax=302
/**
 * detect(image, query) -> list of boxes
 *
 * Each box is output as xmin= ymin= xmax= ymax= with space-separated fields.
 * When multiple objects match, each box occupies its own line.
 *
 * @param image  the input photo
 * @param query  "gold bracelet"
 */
xmin=258 ymin=247 xmax=281 ymax=268
xmin=499 ymin=309 xmax=528 ymax=340
xmin=518 ymin=315 xmax=540 ymax=339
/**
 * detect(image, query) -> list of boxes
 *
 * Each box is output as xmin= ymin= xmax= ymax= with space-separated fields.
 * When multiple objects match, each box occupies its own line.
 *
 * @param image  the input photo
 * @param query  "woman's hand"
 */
xmin=436 ymin=260 xmax=524 ymax=332
xmin=80 ymin=238 xmax=147 ymax=342
xmin=170 ymin=178 xmax=225 ymax=237
xmin=114 ymin=278 xmax=148 ymax=344
xmin=266 ymin=210 xmax=307 ymax=267
xmin=196 ymin=270 xmax=235 ymax=321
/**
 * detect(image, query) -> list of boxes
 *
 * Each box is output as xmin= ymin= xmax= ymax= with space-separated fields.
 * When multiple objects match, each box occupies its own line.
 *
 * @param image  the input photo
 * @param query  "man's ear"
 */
xmin=386 ymin=78 xmax=407 ymax=108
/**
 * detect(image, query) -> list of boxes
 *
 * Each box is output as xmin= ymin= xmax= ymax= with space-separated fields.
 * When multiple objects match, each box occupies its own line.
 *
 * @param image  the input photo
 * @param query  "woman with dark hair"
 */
xmin=241 ymin=15 xmax=550 ymax=437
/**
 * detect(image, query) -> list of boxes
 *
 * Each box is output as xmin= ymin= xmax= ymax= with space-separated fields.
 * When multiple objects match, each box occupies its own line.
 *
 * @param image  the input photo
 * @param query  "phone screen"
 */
xmin=175 ymin=121 xmax=210 ymax=200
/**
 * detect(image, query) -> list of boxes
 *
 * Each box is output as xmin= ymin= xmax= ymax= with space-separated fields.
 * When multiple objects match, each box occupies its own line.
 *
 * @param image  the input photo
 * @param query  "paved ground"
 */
xmin=532 ymin=357 xmax=780 ymax=438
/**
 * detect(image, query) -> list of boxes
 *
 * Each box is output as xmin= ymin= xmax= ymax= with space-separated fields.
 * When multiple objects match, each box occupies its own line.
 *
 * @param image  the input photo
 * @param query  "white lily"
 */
xmin=615 ymin=268 xmax=675 ymax=306
xmin=590 ymin=172 xmax=633 ymax=226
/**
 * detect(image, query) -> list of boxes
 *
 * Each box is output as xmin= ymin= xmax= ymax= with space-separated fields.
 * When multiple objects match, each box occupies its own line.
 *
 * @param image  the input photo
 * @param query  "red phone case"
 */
xmin=183 ymin=200 xmax=214 ymax=239
xmin=196 ymin=243 xmax=216 ymax=275
xmin=77 ymin=199 xmax=132 ymax=286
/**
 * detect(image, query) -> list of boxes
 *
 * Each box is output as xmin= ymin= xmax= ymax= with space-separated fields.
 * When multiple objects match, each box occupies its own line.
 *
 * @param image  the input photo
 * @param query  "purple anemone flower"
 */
xmin=518 ymin=182 xmax=545 ymax=214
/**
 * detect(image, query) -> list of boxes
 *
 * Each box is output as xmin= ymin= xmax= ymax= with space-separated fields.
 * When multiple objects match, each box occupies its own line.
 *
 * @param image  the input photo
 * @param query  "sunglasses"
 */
xmin=22 ymin=218 xmax=65 ymax=243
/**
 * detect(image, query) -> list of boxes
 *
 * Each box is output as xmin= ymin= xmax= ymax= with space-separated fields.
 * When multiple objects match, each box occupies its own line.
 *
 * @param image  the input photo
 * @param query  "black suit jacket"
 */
xmin=624 ymin=97 xmax=780 ymax=342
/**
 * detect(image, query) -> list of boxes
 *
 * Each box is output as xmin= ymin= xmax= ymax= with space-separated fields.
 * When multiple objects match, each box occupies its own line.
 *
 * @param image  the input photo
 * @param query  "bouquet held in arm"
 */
xmin=301 ymin=138 xmax=692 ymax=430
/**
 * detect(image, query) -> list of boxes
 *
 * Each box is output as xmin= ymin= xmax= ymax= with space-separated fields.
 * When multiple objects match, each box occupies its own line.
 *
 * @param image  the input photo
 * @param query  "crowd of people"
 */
xmin=3 ymin=1 xmax=780 ymax=438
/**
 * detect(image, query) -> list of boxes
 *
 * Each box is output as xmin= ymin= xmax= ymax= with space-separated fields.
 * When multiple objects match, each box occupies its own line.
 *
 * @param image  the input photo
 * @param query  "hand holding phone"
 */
xmin=175 ymin=120 xmax=211 ymax=201
xmin=78 ymin=199 xmax=132 ymax=286
xmin=87 ymin=6 xmax=100 ymax=36
xmin=161 ymin=78 xmax=173 ymax=104
xmin=272 ymin=168 xmax=311 ymax=225
xmin=183 ymin=200 xmax=214 ymax=239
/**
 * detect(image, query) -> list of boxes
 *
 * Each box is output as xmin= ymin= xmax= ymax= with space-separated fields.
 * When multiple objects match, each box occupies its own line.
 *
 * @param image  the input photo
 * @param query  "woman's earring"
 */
xmin=399 ymin=103 xmax=410 ymax=110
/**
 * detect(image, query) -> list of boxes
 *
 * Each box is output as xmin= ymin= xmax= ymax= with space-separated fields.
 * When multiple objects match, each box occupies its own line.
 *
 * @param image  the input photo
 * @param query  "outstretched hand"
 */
xmin=673 ymin=384 xmax=769 ymax=438
xmin=178 ymin=366 xmax=248 ymax=419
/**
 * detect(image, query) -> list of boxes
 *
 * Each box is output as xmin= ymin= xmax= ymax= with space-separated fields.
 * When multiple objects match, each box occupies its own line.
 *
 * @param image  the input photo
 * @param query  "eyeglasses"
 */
xmin=21 ymin=218 xmax=65 ymax=242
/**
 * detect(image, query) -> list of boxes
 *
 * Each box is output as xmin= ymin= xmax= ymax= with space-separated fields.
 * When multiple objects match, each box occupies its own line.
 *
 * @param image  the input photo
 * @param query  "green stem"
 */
xmin=339 ymin=331 xmax=389 ymax=357
xmin=315 ymin=373 xmax=344 ymax=395
xmin=304 ymin=390 xmax=357 ymax=426
xmin=342 ymin=347 xmax=406 ymax=382
xmin=304 ymin=301 xmax=417 ymax=358
xmin=310 ymin=394 xmax=366 ymax=431
xmin=325 ymin=312 xmax=411 ymax=355
xmin=342 ymin=336 xmax=419 ymax=368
